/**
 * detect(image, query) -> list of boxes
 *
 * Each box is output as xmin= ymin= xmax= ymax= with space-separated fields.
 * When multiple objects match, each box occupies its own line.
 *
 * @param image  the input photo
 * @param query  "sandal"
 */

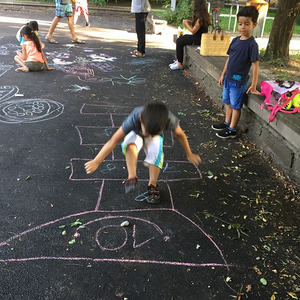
xmin=131 ymin=50 xmax=145 ymax=58
xmin=45 ymin=36 xmax=58 ymax=44
xmin=72 ymin=38 xmax=85 ymax=44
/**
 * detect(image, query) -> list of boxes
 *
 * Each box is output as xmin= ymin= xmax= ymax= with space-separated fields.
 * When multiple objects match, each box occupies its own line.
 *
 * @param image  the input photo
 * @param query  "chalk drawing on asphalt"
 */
xmin=0 ymin=86 xmax=64 ymax=123
xmin=0 ymin=64 xmax=13 ymax=78
xmin=0 ymin=98 xmax=64 ymax=124
xmin=65 ymin=84 xmax=91 ymax=92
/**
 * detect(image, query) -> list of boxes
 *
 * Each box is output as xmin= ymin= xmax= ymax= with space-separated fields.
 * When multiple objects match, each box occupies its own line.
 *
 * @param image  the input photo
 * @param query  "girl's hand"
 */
xmin=84 ymin=160 xmax=100 ymax=174
xmin=187 ymin=153 xmax=201 ymax=165
xmin=182 ymin=19 xmax=190 ymax=26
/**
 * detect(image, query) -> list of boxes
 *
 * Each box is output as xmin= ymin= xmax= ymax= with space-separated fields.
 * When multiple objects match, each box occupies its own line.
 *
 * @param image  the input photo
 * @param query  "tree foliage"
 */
xmin=264 ymin=0 xmax=300 ymax=63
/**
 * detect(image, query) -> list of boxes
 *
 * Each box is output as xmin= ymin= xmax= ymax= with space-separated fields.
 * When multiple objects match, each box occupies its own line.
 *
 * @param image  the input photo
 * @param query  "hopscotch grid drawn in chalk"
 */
xmin=0 ymin=48 xmax=232 ymax=272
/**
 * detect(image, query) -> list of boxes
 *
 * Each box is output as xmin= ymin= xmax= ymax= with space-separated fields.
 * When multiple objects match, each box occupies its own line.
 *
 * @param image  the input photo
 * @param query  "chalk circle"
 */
xmin=96 ymin=225 xmax=127 ymax=251
xmin=0 ymin=98 xmax=64 ymax=123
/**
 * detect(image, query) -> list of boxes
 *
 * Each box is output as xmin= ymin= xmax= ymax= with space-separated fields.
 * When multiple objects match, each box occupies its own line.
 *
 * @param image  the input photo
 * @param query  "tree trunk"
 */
xmin=264 ymin=0 xmax=300 ymax=62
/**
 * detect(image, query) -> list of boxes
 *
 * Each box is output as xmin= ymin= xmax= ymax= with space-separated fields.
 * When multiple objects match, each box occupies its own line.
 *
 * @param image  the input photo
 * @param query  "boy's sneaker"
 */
xmin=216 ymin=128 xmax=237 ymax=139
xmin=211 ymin=122 xmax=229 ymax=131
xmin=124 ymin=177 xmax=138 ymax=193
xmin=146 ymin=184 xmax=160 ymax=204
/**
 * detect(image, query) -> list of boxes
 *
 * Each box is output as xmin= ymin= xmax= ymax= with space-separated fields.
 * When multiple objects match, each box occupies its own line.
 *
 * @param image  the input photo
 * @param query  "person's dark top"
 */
xmin=194 ymin=24 xmax=208 ymax=40
xmin=122 ymin=106 xmax=179 ymax=136
xmin=225 ymin=36 xmax=259 ymax=85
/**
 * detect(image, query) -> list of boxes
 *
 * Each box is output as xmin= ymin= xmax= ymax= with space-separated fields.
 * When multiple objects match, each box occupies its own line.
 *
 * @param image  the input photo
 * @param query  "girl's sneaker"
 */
xmin=146 ymin=184 xmax=160 ymax=204
xmin=169 ymin=60 xmax=177 ymax=67
xmin=170 ymin=62 xmax=183 ymax=70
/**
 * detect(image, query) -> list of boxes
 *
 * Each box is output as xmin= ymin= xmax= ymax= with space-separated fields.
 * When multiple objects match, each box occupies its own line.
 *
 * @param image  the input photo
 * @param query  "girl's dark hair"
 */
xmin=237 ymin=6 xmax=259 ymax=23
xmin=192 ymin=0 xmax=211 ymax=27
xmin=27 ymin=21 xmax=39 ymax=31
xmin=20 ymin=25 xmax=42 ymax=52
xmin=140 ymin=102 xmax=169 ymax=136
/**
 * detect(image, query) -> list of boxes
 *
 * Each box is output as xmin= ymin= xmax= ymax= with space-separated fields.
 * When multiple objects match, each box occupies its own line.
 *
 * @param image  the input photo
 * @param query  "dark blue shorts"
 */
xmin=222 ymin=80 xmax=248 ymax=109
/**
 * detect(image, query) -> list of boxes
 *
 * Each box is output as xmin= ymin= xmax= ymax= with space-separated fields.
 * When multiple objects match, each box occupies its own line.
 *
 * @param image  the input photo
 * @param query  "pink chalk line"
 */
xmin=0 ymin=257 xmax=234 ymax=268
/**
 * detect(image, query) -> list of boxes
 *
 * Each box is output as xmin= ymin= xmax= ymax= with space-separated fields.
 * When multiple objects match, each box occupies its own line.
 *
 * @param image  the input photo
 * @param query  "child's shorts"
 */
xmin=25 ymin=61 xmax=44 ymax=72
xmin=55 ymin=2 xmax=73 ymax=18
xmin=222 ymin=80 xmax=248 ymax=109
xmin=121 ymin=131 xmax=164 ymax=169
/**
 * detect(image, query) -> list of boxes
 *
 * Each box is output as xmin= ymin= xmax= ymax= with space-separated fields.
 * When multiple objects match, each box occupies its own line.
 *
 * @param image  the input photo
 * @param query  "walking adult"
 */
xmin=169 ymin=0 xmax=211 ymax=70
xmin=131 ymin=0 xmax=151 ymax=57
xmin=45 ymin=0 xmax=85 ymax=44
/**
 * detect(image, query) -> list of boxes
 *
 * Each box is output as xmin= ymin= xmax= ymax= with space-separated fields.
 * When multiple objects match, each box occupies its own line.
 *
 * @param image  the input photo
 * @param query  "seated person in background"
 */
xmin=169 ymin=0 xmax=211 ymax=70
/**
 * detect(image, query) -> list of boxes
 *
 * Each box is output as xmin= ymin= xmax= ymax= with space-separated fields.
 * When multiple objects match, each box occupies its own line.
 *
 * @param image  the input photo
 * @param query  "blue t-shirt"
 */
xmin=225 ymin=36 xmax=259 ymax=84
xmin=122 ymin=106 xmax=179 ymax=135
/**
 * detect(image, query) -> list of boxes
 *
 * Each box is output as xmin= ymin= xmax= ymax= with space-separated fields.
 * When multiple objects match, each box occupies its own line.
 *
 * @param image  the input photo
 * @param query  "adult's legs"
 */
xmin=67 ymin=16 xmax=77 ymax=40
xmin=46 ymin=16 xmax=61 ymax=40
xmin=176 ymin=34 xmax=199 ymax=65
xmin=135 ymin=12 xmax=148 ymax=54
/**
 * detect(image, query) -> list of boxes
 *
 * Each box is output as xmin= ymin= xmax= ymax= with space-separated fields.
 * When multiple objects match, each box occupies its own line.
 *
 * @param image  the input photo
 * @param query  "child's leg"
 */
xmin=125 ymin=144 xmax=138 ymax=179
xmin=14 ymin=55 xmax=29 ymax=72
xmin=230 ymin=109 xmax=241 ymax=129
xmin=83 ymin=11 xmax=89 ymax=25
xmin=74 ymin=10 xmax=80 ymax=25
xmin=225 ymin=104 xmax=232 ymax=124
xmin=121 ymin=131 xmax=143 ymax=193
xmin=148 ymin=164 xmax=161 ymax=187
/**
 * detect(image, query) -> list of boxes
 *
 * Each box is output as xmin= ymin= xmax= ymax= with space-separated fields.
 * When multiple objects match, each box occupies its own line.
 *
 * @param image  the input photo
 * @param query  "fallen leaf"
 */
xmin=271 ymin=294 xmax=276 ymax=300
xmin=287 ymin=292 xmax=298 ymax=299
xmin=260 ymin=278 xmax=267 ymax=286
xmin=246 ymin=284 xmax=252 ymax=292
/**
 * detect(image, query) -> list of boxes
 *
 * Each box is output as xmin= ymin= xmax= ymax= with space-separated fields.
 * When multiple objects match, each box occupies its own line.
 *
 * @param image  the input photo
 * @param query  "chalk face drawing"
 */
xmin=0 ymin=86 xmax=64 ymax=124
xmin=0 ymin=99 xmax=64 ymax=124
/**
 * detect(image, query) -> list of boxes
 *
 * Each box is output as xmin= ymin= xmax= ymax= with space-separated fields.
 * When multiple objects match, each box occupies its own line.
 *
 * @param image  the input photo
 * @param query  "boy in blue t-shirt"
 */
xmin=212 ymin=6 xmax=261 ymax=139
xmin=84 ymin=102 xmax=201 ymax=204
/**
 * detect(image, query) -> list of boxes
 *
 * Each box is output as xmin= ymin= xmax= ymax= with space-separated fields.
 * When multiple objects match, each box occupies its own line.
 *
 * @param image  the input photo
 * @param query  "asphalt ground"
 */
xmin=0 ymin=10 xmax=299 ymax=300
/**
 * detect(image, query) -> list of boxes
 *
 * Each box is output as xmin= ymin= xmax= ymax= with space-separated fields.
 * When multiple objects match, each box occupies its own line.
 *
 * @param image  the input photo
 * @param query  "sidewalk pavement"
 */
xmin=0 ymin=8 xmax=299 ymax=300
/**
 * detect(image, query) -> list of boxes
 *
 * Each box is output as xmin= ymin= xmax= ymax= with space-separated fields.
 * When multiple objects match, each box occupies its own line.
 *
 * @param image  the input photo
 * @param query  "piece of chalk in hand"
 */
xmin=120 ymin=221 xmax=129 ymax=227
